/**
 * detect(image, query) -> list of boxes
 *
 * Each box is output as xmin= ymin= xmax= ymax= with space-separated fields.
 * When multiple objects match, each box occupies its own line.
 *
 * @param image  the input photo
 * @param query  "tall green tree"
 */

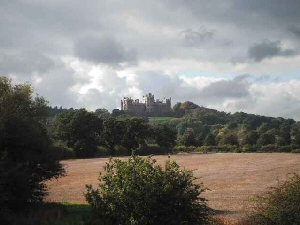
xmin=94 ymin=108 xmax=110 ymax=119
xmin=0 ymin=77 xmax=64 ymax=212
xmin=101 ymin=118 xmax=125 ymax=156
xmin=154 ymin=125 xmax=177 ymax=152
xmin=204 ymin=133 xmax=216 ymax=146
xmin=121 ymin=118 xmax=150 ymax=153
xmin=183 ymin=128 xmax=197 ymax=147
xmin=52 ymin=109 xmax=103 ymax=158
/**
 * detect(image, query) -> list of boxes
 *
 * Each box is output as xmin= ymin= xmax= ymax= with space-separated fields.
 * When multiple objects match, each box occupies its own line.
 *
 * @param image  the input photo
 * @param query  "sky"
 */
xmin=1 ymin=0 xmax=300 ymax=119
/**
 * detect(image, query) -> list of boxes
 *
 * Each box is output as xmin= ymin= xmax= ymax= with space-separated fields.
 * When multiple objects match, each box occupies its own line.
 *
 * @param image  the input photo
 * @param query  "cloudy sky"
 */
xmin=1 ymin=0 xmax=300 ymax=119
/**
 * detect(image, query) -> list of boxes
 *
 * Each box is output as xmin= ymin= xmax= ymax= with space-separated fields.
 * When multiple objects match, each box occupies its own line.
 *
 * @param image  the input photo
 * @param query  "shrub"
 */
xmin=292 ymin=149 xmax=300 ymax=153
xmin=51 ymin=141 xmax=75 ymax=160
xmin=240 ymin=145 xmax=258 ymax=153
xmin=277 ymin=145 xmax=292 ymax=153
xmin=260 ymin=144 xmax=277 ymax=152
xmin=74 ymin=140 xmax=98 ymax=159
xmin=85 ymin=155 xmax=211 ymax=225
xmin=247 ymin=173 xmax=300 ymax=225
xmin=173 ymin=145 xmax=188 ymax=153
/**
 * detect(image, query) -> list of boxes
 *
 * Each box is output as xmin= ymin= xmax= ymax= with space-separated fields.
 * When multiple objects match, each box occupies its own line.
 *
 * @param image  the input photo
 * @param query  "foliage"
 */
xmin=247 ymin=173 xmax=300 ymax=225
xmin=183 ymin=128 xmax=197 ymax=147
xmin=101 ymin=118 xmax=125 ymax=156
xmin=49 ymin=99 xmax=300 ymax=156
xmin=52 ymin=109 xmax=103 ymax=158
xmin=204 ymin=133 xmax=216 ymax=146
xmin=153 ymin=125 xmax=177 ymax=152
xmin=0 ymin=77 xmax=64 ymax=213
xmin=111 ymin=109 xmax=125 ymax=117
xmin=51 ymin=141 xmax=75 ymax=160
xmin=121 ymin=118 xmax=150 ymax=153
xmin=94 ymin=108 xmax=110 ymax=119
xmin=85 ymin=155 xmax=211 ymax=225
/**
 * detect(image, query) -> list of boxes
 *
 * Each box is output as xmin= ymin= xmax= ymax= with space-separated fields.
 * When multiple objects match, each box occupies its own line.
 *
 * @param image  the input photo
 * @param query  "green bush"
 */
xmin=94 ymin=146 xmax=108 ymax=157
xmin=277 ymin=145 xmax=292 ymax=153
xmin=173 ymin=145 xmax=188 ymax=152
xmin=247 ymin=173 xmax=300 ymax=225
xmin=260 ymin=144 xmax=277 ymax=152
xmin=173 ymin=145 xmax=197 ymax=153
xmin=85 ymin=155 xmax=211 ymax=225
xmin=51 ymin=142 xmax=75 ymax=160
xmin=292 ymin=149 xmax=300 ymax=153
xmin=241 ymin=145 xmax=257 ymax=153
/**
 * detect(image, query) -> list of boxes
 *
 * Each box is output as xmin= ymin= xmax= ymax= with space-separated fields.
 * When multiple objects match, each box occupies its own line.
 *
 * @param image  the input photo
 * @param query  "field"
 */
xmin=46 ymin=153 xmax=300 ymax=223
xmin=148 ymin=117 xmax=176 ymax=123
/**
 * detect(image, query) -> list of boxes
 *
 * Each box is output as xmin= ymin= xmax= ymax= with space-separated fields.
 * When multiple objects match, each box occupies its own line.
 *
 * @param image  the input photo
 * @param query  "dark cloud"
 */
xmin=248 ymin=40 xmax=295 ymax=62
xmin=74 ymin=35 xmax=137 ymax=66
xmin=289 ymin=26 xmax=300 ymax=38
xmin=233 ymin=0 xmax=300 ymax=25
xmin=199 ymin=75 xmax=250 ymax=98
xmin=0 ymin=51 xmax=55 ymax=76
xmin=180 ymin=27 xmax=215 ymax=47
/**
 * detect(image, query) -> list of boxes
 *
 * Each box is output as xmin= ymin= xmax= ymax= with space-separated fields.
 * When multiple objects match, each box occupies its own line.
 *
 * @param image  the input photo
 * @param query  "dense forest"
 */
xmin=46 ymin=99 xmax=300 ymax=159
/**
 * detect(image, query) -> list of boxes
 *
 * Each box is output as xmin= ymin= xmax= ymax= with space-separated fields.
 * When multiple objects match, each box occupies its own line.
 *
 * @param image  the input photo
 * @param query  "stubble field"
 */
xmin=46 ymin=153 xmax=300 ymax=223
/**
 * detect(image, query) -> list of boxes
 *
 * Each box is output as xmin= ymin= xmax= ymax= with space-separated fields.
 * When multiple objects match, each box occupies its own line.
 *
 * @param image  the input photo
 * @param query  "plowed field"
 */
xmin=46 ymin=153 xmax=300 ymax=223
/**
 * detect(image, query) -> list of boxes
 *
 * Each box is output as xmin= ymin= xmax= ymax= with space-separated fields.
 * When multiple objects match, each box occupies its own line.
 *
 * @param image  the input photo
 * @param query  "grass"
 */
xmin=148 ymin=117 xmax=175 ymax=123
xmin=4 ymin=202 xmax=91 ymax=225
xmin=40 ymin=203 xmax=91 ymax=225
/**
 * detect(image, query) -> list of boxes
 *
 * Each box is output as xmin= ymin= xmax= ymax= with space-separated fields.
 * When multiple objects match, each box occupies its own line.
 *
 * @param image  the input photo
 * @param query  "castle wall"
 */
xmin=122 ymin=93 xmax=172 ymax=117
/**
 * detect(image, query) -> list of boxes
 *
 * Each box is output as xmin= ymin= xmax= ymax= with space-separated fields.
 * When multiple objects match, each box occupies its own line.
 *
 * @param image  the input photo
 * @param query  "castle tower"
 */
xmin=145 ymin=93 xmax=155 ymax=112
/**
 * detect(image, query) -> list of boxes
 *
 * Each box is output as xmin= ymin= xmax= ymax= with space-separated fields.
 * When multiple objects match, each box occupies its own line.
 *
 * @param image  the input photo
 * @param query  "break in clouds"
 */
xmin=1 ymin=0 xmax=300 ymax=119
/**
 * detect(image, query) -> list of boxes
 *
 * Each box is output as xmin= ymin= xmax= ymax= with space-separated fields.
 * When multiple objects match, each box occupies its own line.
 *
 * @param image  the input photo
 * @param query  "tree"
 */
xmin=173 ymin=102 xmax=184 ymax=118
xmin=121 ymin=118 xmax=150 ymax=153
xmin=111 ymin=109 xmax=125 ymax=117
xmin=94 ymin=108 xmax=110 ymax=119
xmin=85 ymin=155 xmax=211 ymax=225
xmin=0 ymin=77 xmax=64 ymax=212
xmin=204 ymin=133 xmax=216 ymax=146
xmin=154 ymin=125 xmax=177 ymax=152
xmin=183 ymin=128 xmax=197 ymax=146
xmin=101 ymin=118 xmax=124 ymax=156
xmin=291 ymin=122 xmax=300 ymax=146
xmin=52 ymin=109 xmax=103 ymax=158
xmin=257 ymin=132 xmax=275 ymax=146
xmin=241 ymin=131 xmax=259 ymax=146
xmin=219 ymin=132 xmax=239 ymax=146
xmin=196 ymin=132 xmax=206 ymax=146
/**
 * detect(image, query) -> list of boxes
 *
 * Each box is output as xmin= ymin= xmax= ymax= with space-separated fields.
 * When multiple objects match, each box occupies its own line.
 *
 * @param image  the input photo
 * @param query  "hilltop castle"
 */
xmin=121 ymin=93 xmax=173 ymax=116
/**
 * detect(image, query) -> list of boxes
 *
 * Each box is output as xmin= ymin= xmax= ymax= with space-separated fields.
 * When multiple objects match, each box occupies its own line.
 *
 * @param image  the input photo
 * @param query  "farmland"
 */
xmin=46 ymin=153 xmax=300 ymax=223
xmin=148 ymin=116 xmax=176 ymax=124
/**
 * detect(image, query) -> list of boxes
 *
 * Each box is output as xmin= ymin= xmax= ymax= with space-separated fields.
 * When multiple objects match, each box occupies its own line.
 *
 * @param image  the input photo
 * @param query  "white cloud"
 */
xmin=1 ymin=0 xmax=300 ymax=119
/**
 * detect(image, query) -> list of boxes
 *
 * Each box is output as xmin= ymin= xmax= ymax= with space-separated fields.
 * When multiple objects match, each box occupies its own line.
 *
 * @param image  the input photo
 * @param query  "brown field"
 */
xmin=46 ymin=153 xmax=300 ymax=223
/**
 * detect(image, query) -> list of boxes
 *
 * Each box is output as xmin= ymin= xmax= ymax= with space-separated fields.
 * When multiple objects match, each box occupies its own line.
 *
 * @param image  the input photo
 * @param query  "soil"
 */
xmin=46 ymin=153 xmax=300 ymax=223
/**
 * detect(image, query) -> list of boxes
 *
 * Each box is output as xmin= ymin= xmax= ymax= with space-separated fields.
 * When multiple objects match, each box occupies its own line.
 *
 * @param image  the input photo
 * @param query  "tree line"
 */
xmin=50 ymin=108 xmax=177 ymax=158
xmin=48 ymin=99 xmax=300 ymax=155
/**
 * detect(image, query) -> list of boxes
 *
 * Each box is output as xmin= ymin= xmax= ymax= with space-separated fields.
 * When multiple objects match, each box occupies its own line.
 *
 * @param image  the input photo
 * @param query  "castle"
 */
xmin=121 ymin=93 xmax=173 ymax=116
